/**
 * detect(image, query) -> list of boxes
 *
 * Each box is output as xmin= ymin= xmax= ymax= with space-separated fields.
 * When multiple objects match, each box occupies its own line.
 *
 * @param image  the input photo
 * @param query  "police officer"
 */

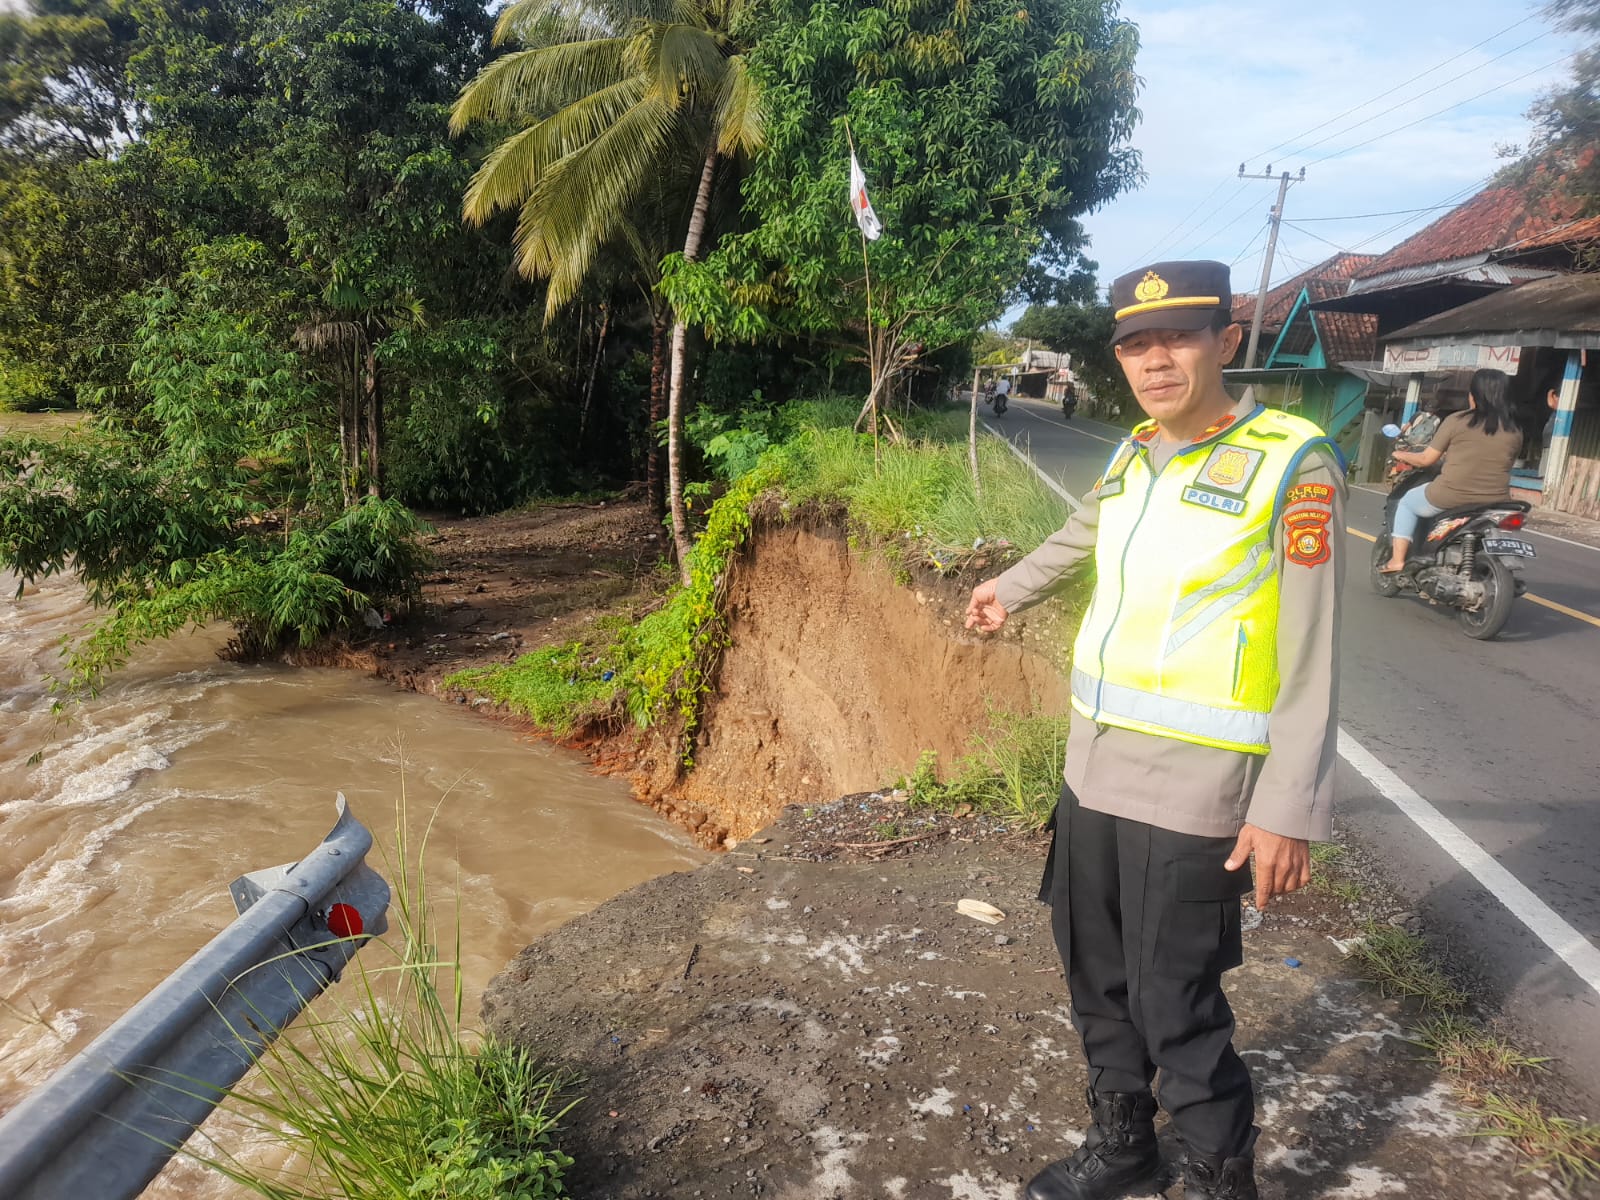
xmin=965 ymin=261 xmax=1344 ymax=1200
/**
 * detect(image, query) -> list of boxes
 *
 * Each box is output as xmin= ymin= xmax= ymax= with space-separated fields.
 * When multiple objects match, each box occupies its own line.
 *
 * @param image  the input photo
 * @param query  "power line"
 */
xmin=1230 ymin=219 xmax=1271 ymax=268
xmin=1293 ymin=202 xmax=1478 ymax=223
xmin=1304 ymin=53 xmax=1574 ymax=168
xmin=1142 ymin=180 xmax=1250 ymax=266
xmin=1242 ymin=14 xmax=1544 ymax=165
xmin=1127 ymin=177 xmax=1230 ymax=267
xmin=1283 ymin=30 xmax=1555 ymax=161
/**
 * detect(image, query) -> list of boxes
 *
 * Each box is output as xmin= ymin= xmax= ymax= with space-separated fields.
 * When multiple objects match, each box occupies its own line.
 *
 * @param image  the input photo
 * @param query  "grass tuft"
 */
xmin=1471 ymin=1093 xmax=1600 ymax=1183
xmin=1350 ymin=923 xmax=1468 ymax=1012
xmin=194 ymin=794 xmax=577 ymax=1200
xmin=905 ymin=709 xmax=1069 ymax=829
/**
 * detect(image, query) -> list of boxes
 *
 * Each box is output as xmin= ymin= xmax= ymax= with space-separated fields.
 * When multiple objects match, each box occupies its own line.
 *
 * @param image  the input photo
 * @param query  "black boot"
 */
xmin=1025 ymin=1087 xmax=1161 ymax=1200
xmin=1181 ymin=1127 xmax=1260 ymax=1199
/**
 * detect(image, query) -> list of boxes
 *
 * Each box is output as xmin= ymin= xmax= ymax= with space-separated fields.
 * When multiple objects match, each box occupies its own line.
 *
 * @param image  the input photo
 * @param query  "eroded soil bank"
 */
xmin=374 ymin=498 xmax=1074 ymax=849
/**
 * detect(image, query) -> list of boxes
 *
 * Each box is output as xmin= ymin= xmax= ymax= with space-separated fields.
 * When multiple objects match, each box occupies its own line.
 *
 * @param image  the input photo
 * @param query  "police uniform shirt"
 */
xmin=993 ymin=395 xmax=1344 ymax=842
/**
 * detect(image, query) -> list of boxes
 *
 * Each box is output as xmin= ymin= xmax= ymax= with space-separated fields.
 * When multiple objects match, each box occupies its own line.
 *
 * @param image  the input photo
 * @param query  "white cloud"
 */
xmin=1079 ymin=0 xmax=1581 ymax=292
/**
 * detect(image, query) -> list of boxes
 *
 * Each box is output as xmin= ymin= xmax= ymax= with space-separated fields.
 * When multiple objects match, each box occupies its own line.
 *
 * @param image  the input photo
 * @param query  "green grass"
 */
xmin=1471 ymin=1093 xmax=1600 ymax=1184
xmin=449 ymin=642 xmax=619 ymax=737
xmin=1350 ymin=920 xmax=1600 ymax=1186
xmin=195 ymin=798 xmax=577 ymax=1200
xmin=1351 ymin=923 xmax=1468 ymax=1012
xmin=904 ymin=710 xmax=1070 ymax=829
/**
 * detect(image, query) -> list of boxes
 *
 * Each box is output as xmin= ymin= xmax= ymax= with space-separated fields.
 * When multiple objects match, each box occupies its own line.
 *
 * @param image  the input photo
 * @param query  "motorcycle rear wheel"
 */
xmin=1458 ymin=555 xmax=1516 ymax=640
xmin=1370 ymin=536 xmax=1402 ymax=597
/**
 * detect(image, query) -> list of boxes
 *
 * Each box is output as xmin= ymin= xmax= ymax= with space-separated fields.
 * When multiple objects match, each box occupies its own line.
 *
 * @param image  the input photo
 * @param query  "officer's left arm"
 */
xmin=1232 ymin=450 xmax=1346 ymax=904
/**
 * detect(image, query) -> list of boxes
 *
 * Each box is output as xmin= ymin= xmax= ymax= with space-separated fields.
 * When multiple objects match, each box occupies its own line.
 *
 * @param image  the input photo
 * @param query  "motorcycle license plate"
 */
xmin=1483 ymin=538 xmax=1536 ymax=558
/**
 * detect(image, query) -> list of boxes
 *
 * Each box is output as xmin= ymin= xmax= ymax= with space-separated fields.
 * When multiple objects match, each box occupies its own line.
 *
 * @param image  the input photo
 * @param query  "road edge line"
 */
xmin=980 ymin=420 xmax=1082 ymax=510
xmin=1337 ymin=729 xmax=1600 ymax=1001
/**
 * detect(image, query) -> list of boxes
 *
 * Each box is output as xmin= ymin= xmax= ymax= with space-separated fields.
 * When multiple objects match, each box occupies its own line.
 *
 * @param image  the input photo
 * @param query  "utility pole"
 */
xmin=1238 ymin=164 xmax=1305 ymax=370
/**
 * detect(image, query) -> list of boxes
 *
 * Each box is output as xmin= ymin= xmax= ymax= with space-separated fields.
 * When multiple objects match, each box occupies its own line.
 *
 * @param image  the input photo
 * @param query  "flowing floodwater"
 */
xmin=0 ymin=413 xmax=708 ymax=1195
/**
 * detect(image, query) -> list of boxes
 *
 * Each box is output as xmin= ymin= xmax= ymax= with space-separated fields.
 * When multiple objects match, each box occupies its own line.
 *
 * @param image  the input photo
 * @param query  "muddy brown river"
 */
xmin=0 ymin=412 xmax=707 ymax=1196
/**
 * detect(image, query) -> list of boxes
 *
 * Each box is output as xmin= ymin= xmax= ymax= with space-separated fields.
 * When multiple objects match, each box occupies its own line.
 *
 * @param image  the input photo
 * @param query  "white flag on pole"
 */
xmin=849 ymin=150 xmax=883 ymax=241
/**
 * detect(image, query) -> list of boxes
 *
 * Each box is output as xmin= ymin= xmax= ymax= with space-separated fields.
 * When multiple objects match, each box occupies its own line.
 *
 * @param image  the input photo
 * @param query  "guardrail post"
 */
xmin=0 ymin=795 xmax=390 ymax=1200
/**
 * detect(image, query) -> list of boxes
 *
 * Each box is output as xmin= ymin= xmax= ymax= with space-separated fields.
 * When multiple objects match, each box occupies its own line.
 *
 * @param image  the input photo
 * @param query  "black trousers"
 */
xmin=1043 ymin=784 xmax=1256 ymax=1159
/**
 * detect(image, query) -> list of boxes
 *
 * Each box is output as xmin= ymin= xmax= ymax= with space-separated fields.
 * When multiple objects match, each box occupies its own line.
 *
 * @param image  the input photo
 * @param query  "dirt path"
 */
xmin=356 ymin=497 xmax=667 ymax=695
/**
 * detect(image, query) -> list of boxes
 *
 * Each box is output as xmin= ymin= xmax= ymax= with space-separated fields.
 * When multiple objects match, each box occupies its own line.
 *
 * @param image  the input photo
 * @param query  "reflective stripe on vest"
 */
xmin=1070 ymin=667 xmax=1271 ymax=748
xmin=1070 ymin=406 xmax=1337 ymax=755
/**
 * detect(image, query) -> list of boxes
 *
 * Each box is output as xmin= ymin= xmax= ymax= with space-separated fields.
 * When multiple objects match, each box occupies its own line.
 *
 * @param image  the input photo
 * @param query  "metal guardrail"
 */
xmin=0 ymin=795 xmax=390 ymax=1200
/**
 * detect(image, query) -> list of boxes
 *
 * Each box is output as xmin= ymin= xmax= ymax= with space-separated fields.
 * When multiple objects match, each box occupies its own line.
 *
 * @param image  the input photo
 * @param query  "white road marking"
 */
xmin=1010 ymin=401 xmax=1123 ymax=446
xmin=995 ymin=428 xmax=1600 ymax=1000
xmin=1337 ymin=731 xmax=1600 ymax=1002
xmin=981 ymin=421 xmax=1081 ymax=509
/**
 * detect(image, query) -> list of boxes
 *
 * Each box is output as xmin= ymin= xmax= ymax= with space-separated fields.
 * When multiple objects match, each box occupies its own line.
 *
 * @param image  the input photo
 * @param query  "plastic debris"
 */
xmin=1327 ymin=935 xmax=1365 ymax=957
xmin=957 ymin=898 xmax=1006 ymax=925
xmin=1283 ymin=957 xmax=1302 ymax=969
xmin=601 ymin=670 xmax=615 ymax=681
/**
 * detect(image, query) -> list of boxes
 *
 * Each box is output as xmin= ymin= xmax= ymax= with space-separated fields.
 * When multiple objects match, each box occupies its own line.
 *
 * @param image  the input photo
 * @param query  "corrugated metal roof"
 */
xmin=1347 ymin=257 xmax=1551 ymax=294
xmin=1381 ymin=273 xmax=1600 ymax=350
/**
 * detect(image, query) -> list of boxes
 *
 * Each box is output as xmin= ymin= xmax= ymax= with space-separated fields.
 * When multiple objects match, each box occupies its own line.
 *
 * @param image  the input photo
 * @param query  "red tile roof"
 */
xmin=1355 ymin=159 xmax=1599 ymax=280
xmin=1232 ymin=253 xmax=1378 ymax=329
xmin=1500 ymin=213 xmax=1600 ymax=254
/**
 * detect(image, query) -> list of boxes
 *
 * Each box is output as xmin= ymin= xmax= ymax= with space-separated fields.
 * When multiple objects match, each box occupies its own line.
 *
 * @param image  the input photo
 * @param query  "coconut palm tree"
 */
xmin=451 ymin=0 xmax=765 ymax=580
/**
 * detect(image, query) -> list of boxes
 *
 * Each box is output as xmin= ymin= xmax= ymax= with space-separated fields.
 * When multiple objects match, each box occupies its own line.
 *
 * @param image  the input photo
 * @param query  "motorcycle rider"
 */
xmin=1381 ymin=369 xmax=1520 ymax=573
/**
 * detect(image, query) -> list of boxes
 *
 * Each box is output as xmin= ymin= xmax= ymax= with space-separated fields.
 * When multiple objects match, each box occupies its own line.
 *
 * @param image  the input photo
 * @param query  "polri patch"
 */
xmin=1182 ymin=486 xmax=1247 ymax=515
xmin=1096 ymin=477 xmax=1126 ymax=499
xmin=1194 ymin=443 xmax=1265 ymax=496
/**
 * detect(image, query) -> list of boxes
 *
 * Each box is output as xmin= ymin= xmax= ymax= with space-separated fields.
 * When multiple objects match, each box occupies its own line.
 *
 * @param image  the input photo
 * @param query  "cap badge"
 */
xmin=1134 ymin=272 xmax=1170 ymax=304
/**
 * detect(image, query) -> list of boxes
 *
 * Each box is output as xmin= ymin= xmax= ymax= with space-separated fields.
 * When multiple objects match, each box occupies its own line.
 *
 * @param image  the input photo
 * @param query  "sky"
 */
xmin=1075 ymin=0 xmax=1585 ymax=304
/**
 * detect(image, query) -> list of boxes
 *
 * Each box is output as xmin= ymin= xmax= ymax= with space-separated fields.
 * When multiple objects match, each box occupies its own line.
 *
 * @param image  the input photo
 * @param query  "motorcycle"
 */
xmin=1370 ymin=422 xmax=1533 ymax=640
xmin=1061 ymin=390 xmax=1078 ymax=421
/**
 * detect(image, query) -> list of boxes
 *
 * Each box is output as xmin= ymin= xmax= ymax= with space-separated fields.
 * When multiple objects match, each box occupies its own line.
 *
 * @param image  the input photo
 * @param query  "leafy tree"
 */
xmin=451 ymin=0 xmax=768 ymax=580
xmin=0 ymin=0 xmax=141 ymax=162
xmin=1011 ymin=299 xmax=1130 ymax=414
xmin=0 ymin=239 xmax=430 ymax=695
xmin=1530 ymin=0 xmax=1600 ymax=216
xmin=664 ymin=0 xmax=1141 ymax=436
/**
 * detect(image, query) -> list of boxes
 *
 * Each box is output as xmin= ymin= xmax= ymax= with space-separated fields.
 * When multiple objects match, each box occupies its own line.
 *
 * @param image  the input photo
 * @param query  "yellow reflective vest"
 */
xmin=1071 ymin=405 xmax=1340 ymax=755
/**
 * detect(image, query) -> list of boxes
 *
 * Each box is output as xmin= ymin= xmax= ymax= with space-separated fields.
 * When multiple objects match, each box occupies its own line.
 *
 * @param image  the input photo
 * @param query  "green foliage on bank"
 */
xmin=448 ymin=400 xmax=1069 ymax=759
xmin=905 ymin=711 xmax=1071 ymax=829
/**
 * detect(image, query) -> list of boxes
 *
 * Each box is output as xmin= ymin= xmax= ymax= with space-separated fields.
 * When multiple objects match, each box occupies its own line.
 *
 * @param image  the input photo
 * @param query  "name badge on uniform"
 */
xmin=1095 ymin=442 xmax=1139 ymax=500
xmin=1180 ymin=443 xmax=1265 ymax=516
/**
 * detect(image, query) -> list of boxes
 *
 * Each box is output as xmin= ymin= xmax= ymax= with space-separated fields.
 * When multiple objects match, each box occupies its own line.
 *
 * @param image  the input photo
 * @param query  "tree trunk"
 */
xmin=579 ymin=304 xmax=611 ymax=444
xmin=364 ymin=341 xmax=381 ymax=499
xmin=646 ymin=313 xmax=668 ymax=522
xmin=667 ymin=148 xmax=720 ymax=585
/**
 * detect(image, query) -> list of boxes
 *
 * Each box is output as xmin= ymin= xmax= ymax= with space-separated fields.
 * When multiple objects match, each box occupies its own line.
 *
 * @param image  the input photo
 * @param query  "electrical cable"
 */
xmin=1303 ymin=53 xmax=1574 ymax=167
xmin=1242 ymin=13 xmax=1543 ymax=165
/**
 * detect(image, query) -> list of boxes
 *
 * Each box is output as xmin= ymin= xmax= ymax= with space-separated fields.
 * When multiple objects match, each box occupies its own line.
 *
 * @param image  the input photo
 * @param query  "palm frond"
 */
xmin=462 ymin=75 xmax=649 ymax=224
xmin=513 ymin=95 xmax=680 ymax=315
xmin=450 ymin=38 xmax=631 ymax=134
xmin=713 ymin=52 xmax=765 ymax=154
xmin=650 ymin=23 xmax=727 ymax=110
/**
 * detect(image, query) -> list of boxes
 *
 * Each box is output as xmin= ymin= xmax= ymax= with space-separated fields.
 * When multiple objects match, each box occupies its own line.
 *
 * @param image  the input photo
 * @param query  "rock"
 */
xmin=994 ymin=934 xmax=1012 ymax=947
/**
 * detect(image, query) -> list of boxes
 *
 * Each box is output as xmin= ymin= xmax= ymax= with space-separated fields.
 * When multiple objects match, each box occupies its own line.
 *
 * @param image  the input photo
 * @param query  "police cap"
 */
xmin=1109 ymin=260 xmax=1233 ymax=344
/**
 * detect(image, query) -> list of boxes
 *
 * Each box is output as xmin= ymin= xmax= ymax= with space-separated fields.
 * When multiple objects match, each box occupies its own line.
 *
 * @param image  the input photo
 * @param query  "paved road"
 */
xmin=984 ymin=394 xmax=1600 ymax=1104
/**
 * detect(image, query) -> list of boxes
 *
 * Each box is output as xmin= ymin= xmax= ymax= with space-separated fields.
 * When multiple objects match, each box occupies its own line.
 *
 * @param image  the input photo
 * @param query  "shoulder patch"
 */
xmin=1191 ymin=413 xmax=1238 ymax=444
xmin=1285 ymin=482 xmax=1335 ymax=507
xmin=1284 ymin=503 xmax=1333 ymax=568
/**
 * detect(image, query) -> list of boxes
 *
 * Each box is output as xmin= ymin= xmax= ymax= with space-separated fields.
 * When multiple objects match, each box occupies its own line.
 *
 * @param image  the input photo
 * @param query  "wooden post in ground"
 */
xmin=969 ymin=366 xmax=983 ymax=498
